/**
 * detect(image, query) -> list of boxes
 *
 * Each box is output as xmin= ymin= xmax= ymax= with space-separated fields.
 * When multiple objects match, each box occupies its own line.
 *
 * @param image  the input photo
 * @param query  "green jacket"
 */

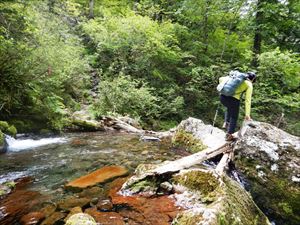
xmin=219 ymin=76 xmax=253 ymax=117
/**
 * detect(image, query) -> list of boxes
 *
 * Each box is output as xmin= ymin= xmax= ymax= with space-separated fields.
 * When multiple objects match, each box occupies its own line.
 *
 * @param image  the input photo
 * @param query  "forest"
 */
xmin=0 ymin=0 xmax=299 ymax=135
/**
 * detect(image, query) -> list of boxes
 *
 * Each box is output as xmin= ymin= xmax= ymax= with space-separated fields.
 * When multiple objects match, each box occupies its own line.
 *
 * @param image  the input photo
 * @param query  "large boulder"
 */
xmin=70 ymin=110 xmax=105 ymax=132
xmin=0 ymin=130 xmax=5 ymax=153
xmin=0 ymin=121 xmax=17 ymax=153
xmin=172 ymin=169 xmax=270 ymax=225
xmin=176 ymin=117 xmax=226 ymax=149
xmin=234 ymin=121 xmax=300 ymax=225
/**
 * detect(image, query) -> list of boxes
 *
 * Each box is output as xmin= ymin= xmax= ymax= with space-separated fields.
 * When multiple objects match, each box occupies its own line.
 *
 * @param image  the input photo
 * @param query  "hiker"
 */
xmin=219 ymin=71 xmax=256 ymax=141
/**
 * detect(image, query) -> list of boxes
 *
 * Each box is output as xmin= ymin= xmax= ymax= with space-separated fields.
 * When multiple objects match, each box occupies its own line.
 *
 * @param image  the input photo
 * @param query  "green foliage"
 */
xmin=81 ymin=14 xmax=183 ymax=83
xmin=0 ymin=0 xmax=299 ymax=135
xmin=93 ymin=75 xmax=158 ymax=120
xmin=0 ymin=1 xmax=90 ymax=131
xmin=253 ymin=48 xmax=300 ymax=135
xmin=258 ymin=48 xmax=300 ymax=90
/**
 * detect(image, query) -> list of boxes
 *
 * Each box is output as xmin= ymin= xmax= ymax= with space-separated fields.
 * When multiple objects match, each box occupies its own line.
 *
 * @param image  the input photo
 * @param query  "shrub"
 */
xmin=93 ymin=75 xmax=159 ymax=120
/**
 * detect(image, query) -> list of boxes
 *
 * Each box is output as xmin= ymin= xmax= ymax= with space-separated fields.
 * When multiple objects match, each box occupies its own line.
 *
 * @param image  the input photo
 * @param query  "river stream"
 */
xmin=0 ymin=132 xmax=180 ymax=224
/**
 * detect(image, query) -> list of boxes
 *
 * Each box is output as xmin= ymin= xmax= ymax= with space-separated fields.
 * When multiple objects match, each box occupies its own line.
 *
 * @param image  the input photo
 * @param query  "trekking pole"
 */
xmin=211 ymin=103 xmax=220 ymax=134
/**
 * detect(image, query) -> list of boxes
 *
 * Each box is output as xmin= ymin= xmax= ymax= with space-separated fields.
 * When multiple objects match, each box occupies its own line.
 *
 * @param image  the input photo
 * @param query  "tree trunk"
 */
xmin=252 ymin=0 xmax=264 ymax=67
xmin=89 ymin=0 xmax=94 ymax=19
xmin=202 ymin=0 xmax=211 ymax=54
xmin=215 ymin=152 xmax=233 ymax=175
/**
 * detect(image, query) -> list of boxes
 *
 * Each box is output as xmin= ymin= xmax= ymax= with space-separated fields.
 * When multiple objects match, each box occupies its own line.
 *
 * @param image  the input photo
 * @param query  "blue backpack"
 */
xmin=217 ymin=71 xmax=248 ymax=96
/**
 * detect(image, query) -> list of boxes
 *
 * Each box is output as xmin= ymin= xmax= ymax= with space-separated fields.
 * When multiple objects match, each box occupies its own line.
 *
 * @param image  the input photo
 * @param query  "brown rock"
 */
xmin=40 ymin=203 xmax=57 ymax=217
xmin=64 ymin=206 xmax=83 ymax=222
xmin=85 ymin=208 xmax=125 ymax=225
xmin=78 ymin=186 xmax=105 ymax=199
xmin=70 ymin=139 xmax=88 ymax=147
xmin=108 ymin=178 xmax=181 ymax=225
xmin=20 ymin=212 xmax=45 ymax=225
xmin=57 ymin=196 xmax=90 ymax=211
xmin=96 ymin=199 xmax=113 ymax=211
xmin=0 ymin=190 xmax=42 ymax=224
xmin=40 ymin=212 xmax=66 ymax=225
xmin=65 ymin=166 xmax=128 ymax=190
xmin=118 ymin=210 xmax=145 ymax=224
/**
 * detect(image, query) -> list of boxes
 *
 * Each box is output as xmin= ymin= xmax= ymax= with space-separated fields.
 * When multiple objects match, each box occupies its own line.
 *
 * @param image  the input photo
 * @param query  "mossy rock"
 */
xmin=71 ymin=118 xmax=103 ymax=131
xmin=172 ymin=212 xmax=203 ymax=225
xmin=6 ymin=125 xmax=17 ymax=137
xmin=172 ymin=129 xmax=206 ymax=153
xmin=0 ymin=181 xmax=16 ymax=197
xmin=235 ymin=158 xmax=300 ymax=225
xmin=0 ymin=121 xmax=17 ymax=137
xmin=219 ymin=176 xmax=271 ymax=225
xmin=0 ymin=131 xmax=4 ymax=146
xmin=172 ymin=169 xmax=270 ymax=225
xmin=8 ymin=119 xmax=34 ymax=133
xmin=130 ymin=179 xmax=158 ymax=194
xmin=173 ymin=170 xmax=219 ymax=196
xmin=0 ymin=121 xmax=9 ymax=131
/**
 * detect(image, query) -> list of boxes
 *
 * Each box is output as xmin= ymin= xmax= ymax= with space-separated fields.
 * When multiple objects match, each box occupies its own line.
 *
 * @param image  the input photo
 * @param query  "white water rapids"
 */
xmin=4 ymin=135 xmax=67 ymax=152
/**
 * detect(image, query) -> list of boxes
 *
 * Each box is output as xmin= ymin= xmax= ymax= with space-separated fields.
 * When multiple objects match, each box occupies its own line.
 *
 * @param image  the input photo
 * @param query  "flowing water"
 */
xmin=0 ymin=132 xmax=181 ymax=224
xmin=0 ymin=132 xmax=177 ymax=196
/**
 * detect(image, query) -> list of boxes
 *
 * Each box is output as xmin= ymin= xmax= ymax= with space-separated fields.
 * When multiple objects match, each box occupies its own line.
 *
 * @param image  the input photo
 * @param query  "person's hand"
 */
xmin=245 ymin=115 xmax=251 ymax=120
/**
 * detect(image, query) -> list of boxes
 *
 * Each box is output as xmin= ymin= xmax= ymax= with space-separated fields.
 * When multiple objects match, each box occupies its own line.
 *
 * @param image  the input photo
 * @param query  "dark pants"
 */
xmin=220 ymin=95 xmax=240 ymax=134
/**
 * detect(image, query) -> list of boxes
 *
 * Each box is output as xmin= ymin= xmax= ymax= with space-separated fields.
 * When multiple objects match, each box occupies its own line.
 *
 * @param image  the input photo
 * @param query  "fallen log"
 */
xmin=153 ymin=143 xmax=231 ymax=174
xmin=121 ymin=118 xmax=254 ymax=192
xmin=121 ymin=142 xmax=232 ymax=191
xmin=215 ymin=151 xmax=234 ymax=175
xmin=113 ymin=118 xmax=144 ymax=134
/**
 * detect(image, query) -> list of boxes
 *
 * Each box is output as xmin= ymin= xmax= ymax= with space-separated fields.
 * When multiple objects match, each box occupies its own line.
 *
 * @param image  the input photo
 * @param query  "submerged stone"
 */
xmin=57 ymin=196 xmax=90 ymax=211
xmin=65 ymin=166 xmax=128 ymax=190
xmin=65 ymin=213 xmax=96 ymax=225
xmin=85 ymin=208 xmax=125 ymax=225
xmin=40 ymin=211 xmax=66 ymax=225
xmin=108 ymin=178 xmax=181 ymax=224
xmin=0 ymin=189 xmax=43 ymax=224
xmin=20 ymin=212 xmax=45 ymax=225
xmin=64 ymin=206 xmax=83 ymax=222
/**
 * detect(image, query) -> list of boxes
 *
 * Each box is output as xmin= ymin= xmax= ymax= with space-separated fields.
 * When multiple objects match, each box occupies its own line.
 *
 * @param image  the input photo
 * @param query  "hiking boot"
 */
xmin=225 ymin=133 xmax=236 ymax=142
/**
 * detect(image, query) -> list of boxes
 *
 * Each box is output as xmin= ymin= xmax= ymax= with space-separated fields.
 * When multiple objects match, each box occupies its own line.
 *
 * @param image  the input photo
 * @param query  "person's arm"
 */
xmin=245 ymin=81 xmax=253 ymax=119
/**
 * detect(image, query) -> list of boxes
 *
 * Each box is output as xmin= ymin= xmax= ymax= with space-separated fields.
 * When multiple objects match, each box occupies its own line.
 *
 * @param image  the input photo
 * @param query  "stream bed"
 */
xmin=0 ymin=132 xmax=181 ymax=224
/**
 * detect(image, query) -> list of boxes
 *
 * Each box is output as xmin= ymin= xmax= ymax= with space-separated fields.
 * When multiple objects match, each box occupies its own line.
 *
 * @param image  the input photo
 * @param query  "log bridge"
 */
xmin=121 ymin=141 xmax=235 ymax=191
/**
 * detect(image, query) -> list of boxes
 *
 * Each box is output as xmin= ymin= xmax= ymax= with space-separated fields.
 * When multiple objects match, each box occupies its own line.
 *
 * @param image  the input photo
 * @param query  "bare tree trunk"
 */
xmin=252 ymin=0 xmax=263 ymax=67
xmin=202 ymin=0 xmax=212 ymax=54
xmin=153 ymin=143 xmax=230 ymax=174
xmin=215 ymin=152 xmax=233 ymax=175
xmin=89 ymin=0 xmax=95 ymax=19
